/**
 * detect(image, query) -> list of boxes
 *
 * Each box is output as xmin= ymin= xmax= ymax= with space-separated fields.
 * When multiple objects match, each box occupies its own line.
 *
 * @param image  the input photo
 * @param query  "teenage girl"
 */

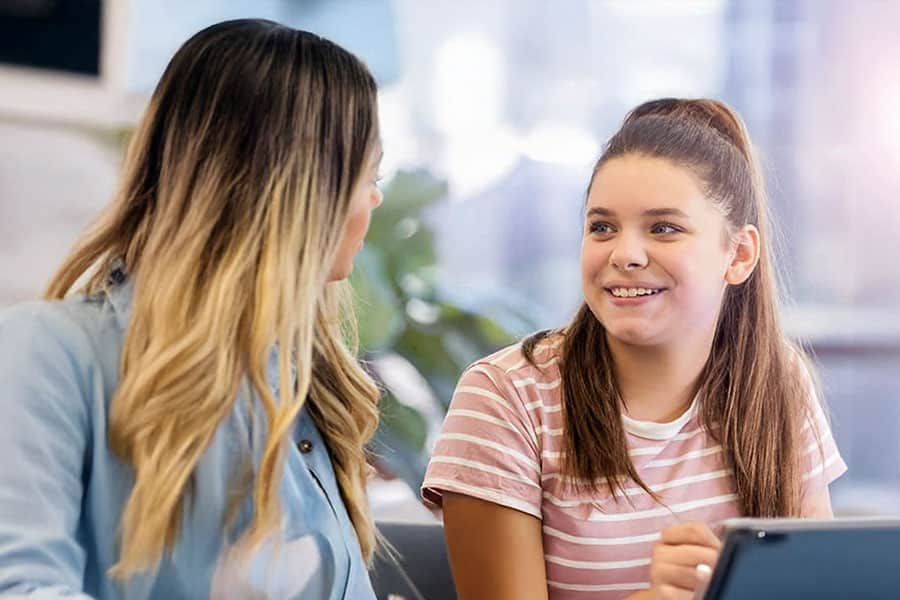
xmin=423 ymin=98 xmax=845 ymax=600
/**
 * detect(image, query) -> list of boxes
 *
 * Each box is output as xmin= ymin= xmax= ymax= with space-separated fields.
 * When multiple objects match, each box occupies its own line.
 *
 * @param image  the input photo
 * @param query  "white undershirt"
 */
xmin=622 ymin=394 xmax=700 ymax=440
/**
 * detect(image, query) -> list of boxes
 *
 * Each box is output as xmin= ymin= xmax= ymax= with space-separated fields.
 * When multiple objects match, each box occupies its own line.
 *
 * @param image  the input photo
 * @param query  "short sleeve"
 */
xmin=422 ymin=363 xmax=543 ymax=519
xmin=799 ymin=379 xmax=847 ymax=503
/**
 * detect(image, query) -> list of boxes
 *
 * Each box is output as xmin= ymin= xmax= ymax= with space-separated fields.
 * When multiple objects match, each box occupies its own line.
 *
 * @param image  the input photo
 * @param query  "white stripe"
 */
xmin=529 ymin=426 xmax=706 ymax=441
xmin=542 ymin=469 xmax=733 ymax=507
xmin=506 ymin=356 xmax=560 ymax=373
xmin=447 ymin=409 xmax=520 ymax=434
xmin=541 ymin=472 xmax=595 ymax=485
xmin=435 ymin=433 xmax=540 ymax=473
xmin=468 ymin=354 xmax=529 ymax=383
xmin=535 ymin=426 xmax=565 ymax=436
xmin=447 ymin=388 xmax=538 ymax=446
xmin=504 ymin=338 xmax=563 ymax=373
xmin=545 ymin=554 xmax=651 ymax=570
xmin=466 ymin=364 xmax=500 ymax=380
xmin=547 ymin=581 xmax=650 ymax=592
xmin=427 ymin=456 xmax=540 ymax=488
xmin=515 ymin=420 xmax=709 ymax=442
xmin=525 ymin=399 xmax=563 ymax=412
xmin=671 ymin=427 xmax=707 ymax=441
xmin=487 ymin=344 xmax=522 ymax=371
xmin=505 ymin=356 xmax=529 ymax=372
xmin=803 ymin=430 xmax=834 ymax=457
xmin=464 ymin=362 xmax=540 ymax=446
xmin=456 ymin=386 xmax=513 ymax=408
xmin=542 ymin=526 xmax=660 ymax=546
xmin=802 ymin=451 xmax=841 ymax=481
xmin=641 ymin=469 xmax=731 ymax=494
xmin=645 ymin=445 xmax=723 ymax=468
xmin=448 ymin=408 xmax=540 ymax=447
xmin=530 ymin=445 xmax=724 ymax=474
xmin=512 ymin=377 xmax=562 ymax=390
xmin=588 ymin=493 xmax=738 ymax=522
xmin=492 ymin=344 xmax=526 ymax=364
xmin=422 ymin=477 xmax=541 ymax=517
xmin=543 ymin=446 xmax=667 ymax=459
xmin=629 ymin=446 xmax=666 ymax=456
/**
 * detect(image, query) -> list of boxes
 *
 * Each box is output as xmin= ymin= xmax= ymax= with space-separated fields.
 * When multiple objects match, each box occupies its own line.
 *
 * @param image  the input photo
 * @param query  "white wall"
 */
xmin=0 ymin=121 xmax=119 ymax=304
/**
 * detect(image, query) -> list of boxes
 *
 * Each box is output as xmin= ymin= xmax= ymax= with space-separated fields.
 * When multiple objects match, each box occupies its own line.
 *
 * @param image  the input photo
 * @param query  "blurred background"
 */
xmin=1 ymin=0 xmax=899 ymax=520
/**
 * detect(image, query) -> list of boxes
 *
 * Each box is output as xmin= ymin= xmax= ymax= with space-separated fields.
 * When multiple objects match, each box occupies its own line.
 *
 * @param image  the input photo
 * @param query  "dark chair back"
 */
xmin=372 ymin=521 xmax=456 ymax=600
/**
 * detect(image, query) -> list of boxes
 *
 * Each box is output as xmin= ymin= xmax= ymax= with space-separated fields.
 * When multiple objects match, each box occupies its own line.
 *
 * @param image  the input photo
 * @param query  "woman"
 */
xmin=0 ymin=19 xmax=385 ymax=599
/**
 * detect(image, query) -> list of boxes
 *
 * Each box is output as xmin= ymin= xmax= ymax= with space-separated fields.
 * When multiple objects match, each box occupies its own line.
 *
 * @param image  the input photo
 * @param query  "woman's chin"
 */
xmin=327 ymin=262 xmax=353 ymax=282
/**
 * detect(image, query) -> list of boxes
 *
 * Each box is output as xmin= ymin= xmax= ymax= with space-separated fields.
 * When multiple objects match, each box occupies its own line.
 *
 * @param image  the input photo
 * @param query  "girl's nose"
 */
xmin=608 ymin=235 xmax=648 ymax=271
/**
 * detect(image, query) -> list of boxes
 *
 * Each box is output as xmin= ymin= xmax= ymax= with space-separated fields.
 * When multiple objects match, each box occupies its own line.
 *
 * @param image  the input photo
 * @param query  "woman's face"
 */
xmin=328 ymin=146 xmax=384 ymax=281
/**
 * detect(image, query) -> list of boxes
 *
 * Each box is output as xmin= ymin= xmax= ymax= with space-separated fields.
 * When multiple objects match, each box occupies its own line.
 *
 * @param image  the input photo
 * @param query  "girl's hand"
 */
xmin=648 ymin=522 xmax=721 ymax=600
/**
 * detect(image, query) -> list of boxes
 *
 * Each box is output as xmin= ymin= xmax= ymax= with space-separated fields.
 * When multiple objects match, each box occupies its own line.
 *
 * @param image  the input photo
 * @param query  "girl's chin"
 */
xmin=602 ymin=323 xmax=665 ymax=347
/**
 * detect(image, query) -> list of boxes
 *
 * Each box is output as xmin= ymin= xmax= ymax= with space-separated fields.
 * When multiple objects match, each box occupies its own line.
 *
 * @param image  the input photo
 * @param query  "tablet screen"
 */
xmin=702 ymin=520 xmax=900 ymax=600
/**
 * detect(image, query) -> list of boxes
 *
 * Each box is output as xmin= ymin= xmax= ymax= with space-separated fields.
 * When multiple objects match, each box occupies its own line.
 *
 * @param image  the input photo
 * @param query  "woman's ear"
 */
xmin=726 ymin=224 xmax=760 ymax=285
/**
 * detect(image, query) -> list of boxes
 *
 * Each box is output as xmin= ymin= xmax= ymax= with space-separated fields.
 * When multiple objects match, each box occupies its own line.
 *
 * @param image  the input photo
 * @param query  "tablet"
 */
xmin=699 ymin=517 xmax=900 ymax=600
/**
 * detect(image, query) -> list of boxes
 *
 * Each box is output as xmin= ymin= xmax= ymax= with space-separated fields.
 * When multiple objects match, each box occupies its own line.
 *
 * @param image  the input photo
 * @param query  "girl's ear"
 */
xmin=726 ymin=224 xmax=760 ymax=285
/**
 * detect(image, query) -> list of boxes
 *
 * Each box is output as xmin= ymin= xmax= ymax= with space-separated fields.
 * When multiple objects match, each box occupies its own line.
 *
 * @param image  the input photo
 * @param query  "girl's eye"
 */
xmin=651 ymin=223 xmax=681 ymax=235
xmin=374 ymin=174 xmax=384 ymax=186
xmin=588 ymin=221 xmax=615 ymax=234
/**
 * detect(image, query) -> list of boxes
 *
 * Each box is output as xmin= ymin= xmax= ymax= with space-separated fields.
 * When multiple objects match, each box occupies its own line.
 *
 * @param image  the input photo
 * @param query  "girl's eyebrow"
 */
xmin=586 ymin=207 xmax=690 ymax=218
xmin=642 ymin=207 xmax=690 ymax=219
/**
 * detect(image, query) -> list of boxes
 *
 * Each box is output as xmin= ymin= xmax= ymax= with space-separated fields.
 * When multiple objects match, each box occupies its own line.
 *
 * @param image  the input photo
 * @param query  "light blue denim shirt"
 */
xmin=0 ymin=276 xmax=376 ymax=599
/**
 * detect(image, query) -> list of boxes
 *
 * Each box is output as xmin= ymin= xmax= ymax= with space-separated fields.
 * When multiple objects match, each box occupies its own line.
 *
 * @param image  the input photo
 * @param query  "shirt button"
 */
xmin=297 ymin=439 xmax=314 ymax=454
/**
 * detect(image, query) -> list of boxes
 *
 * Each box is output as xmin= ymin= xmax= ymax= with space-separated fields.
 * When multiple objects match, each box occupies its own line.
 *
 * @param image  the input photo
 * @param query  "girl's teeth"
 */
xmin=611 ymin=287 xmax=658 ymax=297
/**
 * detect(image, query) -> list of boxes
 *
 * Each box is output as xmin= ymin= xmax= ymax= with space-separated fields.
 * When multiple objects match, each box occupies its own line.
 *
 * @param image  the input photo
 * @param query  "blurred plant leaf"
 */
xmin=353 ymin=168 xmax=539 ymax=489
xmin=350 ymin=246 xmax=404 ymax=351
xmin=376 ymin=391 xmax=428 ymax=451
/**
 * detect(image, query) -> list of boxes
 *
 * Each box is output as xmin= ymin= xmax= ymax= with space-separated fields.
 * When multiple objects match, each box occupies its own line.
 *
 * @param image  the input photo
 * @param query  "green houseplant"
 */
xmin=352 ymin=169 xmax=537 ymax=489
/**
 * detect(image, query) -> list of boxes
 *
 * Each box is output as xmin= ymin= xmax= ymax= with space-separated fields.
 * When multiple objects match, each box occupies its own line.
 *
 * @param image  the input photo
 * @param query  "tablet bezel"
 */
xmin=700 ymin=517 xmax=900 ymax=600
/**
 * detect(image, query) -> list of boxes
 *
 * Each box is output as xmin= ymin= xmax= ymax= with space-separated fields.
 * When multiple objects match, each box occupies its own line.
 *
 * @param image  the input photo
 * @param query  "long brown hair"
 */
xmin=45 ymin=19 xmax=381 ymax=575
xmin=524 ymin=98 xmax=816 ymax=517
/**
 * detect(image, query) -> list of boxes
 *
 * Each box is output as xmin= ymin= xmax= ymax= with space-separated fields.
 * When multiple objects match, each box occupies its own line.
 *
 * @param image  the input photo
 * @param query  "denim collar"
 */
xmin=104 ymin=261 xmax=134 ymax=331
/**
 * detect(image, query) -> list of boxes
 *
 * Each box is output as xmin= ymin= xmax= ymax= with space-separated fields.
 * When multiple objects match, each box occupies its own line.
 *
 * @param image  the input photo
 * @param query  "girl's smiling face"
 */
xmin=581 ymin=154 xmax=758 ymax=349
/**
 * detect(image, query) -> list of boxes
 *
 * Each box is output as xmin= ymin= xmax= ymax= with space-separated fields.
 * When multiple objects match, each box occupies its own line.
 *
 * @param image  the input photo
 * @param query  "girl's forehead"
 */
xmin=588 ymin=165 xmax=708 ymax=214
xmin=593 ymin=154 xmax=704 ymax=193
xmin=585 ymin=158 xmax=733 ymax=229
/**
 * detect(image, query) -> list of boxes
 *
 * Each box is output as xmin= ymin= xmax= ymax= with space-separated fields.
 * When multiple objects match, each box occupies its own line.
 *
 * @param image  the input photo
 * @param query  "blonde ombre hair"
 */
xmin=45 ymin=19 xmax=381 ymax=576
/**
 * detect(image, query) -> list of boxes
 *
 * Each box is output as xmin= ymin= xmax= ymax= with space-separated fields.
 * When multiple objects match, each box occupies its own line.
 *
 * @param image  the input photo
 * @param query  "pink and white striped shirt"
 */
xmin=422 ymin=335 xmax=847 ymax=599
